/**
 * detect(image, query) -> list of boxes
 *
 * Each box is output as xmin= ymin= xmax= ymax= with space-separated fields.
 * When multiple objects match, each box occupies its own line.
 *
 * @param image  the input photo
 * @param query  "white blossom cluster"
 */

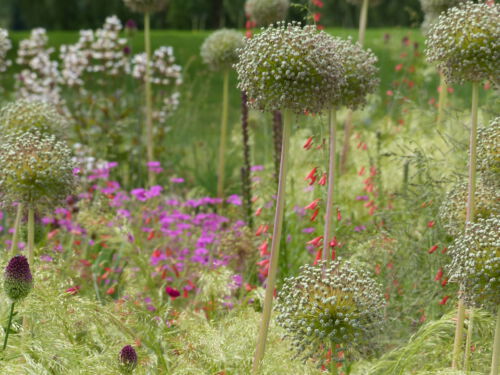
xmin=60 ymin=16 xmax=129 ymax=89
xmin=425 ymin=1 xmax=500 ymax=85
xmin=131 ymin=46 xmax=182 ymax=123
xmin=329 ymin=37 xmax=380 ymax=110
xmin=235 ymin=22 xmax=346 ymax=114
xmin=420 ymin=0 xmax=465 ymax=15
xmin=0 ymin=131 xmax=76 ymax=208
xmin=439 ymin=178 xmax=500 ymax=237
xmin=0 ymin=99 xmax=67 ymax=138
xmin=15 ymin=28 xmax=61 ymax=104
xmin=346 ymin=0 xmax=382 ymax=7
xmin=245 ymin=0 xmax=290 ymax=27
xmin=447 ymin=216 xmax=500 ymax=311
xmin=477 ymin=117 xmax=499 ymax=184
xmin=276 ymin=260 xmax=385 ymax=362
xmin=123 ymin=0 xmax=168 ymax=13
xmin=201 ymin=29 xmax=244 ymax=72
xmin=0 ymin=28 xmax=12 ymax=72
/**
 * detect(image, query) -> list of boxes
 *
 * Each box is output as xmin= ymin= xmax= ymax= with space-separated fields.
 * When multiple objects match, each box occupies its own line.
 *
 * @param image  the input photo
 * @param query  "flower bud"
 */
xmin=201 ymin=29 xmax=244 ymax=72
xmin=4 ymin=255 xmax=33 ymax=302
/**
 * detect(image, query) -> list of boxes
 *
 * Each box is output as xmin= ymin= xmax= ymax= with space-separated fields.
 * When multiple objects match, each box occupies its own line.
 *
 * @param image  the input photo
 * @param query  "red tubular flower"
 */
xmin=310 ymin=208 xmax=319 ymax=222
xmin=434 ymin=268 xmax=443 ymax=281
xmin=259 ymin=240 xmax=269 ymax=256
xmin=305 ymin=167 xmax=317 ymax=181
xmin=305 ymin=198 xmax=320 ymax=210
xmin=428 ymin=245 xmax=439 ymax=254
xmin=303 ymin=136 xmax=313 ymax=150
xmin=439 ymin=295 xmax=450 ymax=305
xmin=307 ymin=236 xmax=323 ymax=247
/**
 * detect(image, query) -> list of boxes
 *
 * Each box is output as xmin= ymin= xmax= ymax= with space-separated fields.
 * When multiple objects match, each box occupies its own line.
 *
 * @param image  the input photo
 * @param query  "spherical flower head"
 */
xmin=123 ymin=0 xmax=168 ymax=13
xmin=245 ymin=0 xmax=290 ymax=27
xmin=235 ymin=22 xmax=346 ymax=114
xmin=119 ymin=345 xmax=138 ymax=371
xmin=0 ymin=131 xmax=76 ymax=208
xmin=420 ymin=0 xmax=465 ymax=15
xmin=4 ymin=255 xmax=33 ymax=302
xmin=425 ymin=1 xmax=500 ymax=85
xmin=439 ymin=177 xmax=499 ymax=237
xmin=328 ymin=37 xmax=380 ymax=110
xmin=477 ymin=117 xmax=499 ymax=184
xmin=201 ymin=29 xmax=244 ymax=72
xmin=447 ymin=216 xmax=500 ymax=311
xmin=0 ymin=99 xmax=67 ymax=139
xmin=346 ymin=0 xmax=382 ymax=7
xmin=0 ymin=28 xmax=12 ymax=73
xmin=276 ymin=259 xmax=385 ymax=362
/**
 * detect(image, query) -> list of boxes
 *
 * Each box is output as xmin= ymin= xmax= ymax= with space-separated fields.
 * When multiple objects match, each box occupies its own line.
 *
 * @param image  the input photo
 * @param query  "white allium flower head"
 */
xmin=201 ymin=29 xmax=244 ymax=72
xmin=477 ymin=117 xmax=499 ymax=184
xmin=420 ymin=0 xmax=465 ymax=15
xmin=425 ymin=1 xmax=500 ymax=85
xmin=0 ymin=28 xmax=12 ymax=72
xmin=123 ymin=0 xmax=168 ymax=13
xmin=447 ymin=216 xmax=500 ymax=311
xmin=245 ymin=0 xmax=290 ymax=27
xmin=235 ymin=22 xmax=346 ymax=114
xmin=276 ymin=259 xmax=385 ymax=362
xmin=327 ymin=36 xmax=380 ymax=110
xmin=0 ymin=131 xmax=76 ymax=208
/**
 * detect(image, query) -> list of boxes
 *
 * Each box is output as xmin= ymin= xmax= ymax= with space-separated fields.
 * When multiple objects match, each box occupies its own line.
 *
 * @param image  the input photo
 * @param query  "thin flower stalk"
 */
xmin=217 ymin=70 xmax=230 ymax=200
xmin=27 ymin=207 xmax=35 ymax=265
xmin=241 ymin=91 xmax=253 ymax=227
xmin=10 ymin=204 xmax=23 ymax=254
xmin=144 ymin=12 xmax=155 ymax=186
xmin=492 ymin=306 xmax=500 ymax=375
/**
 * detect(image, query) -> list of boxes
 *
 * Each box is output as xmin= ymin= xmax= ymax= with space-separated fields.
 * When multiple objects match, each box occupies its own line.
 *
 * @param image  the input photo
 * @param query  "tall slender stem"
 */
xmin=252 ymin=110 xmax=292 ymax=374
xmin=27 ymin=207 xmax=35 ymax=265
xmin=437 ymin=73 xmax=448 ymax=127
xmin=241 ymin=91 xmax=253 ymax=228
xmin=272 ymin=110 xmax=283 ymax=184
xmin=323 ymin=108 xmax=337 ymax=263
xmin=452 ymin=81 xmax=480 ymax=369
xmin=144 ymin=12 xmax=155 ymax=186
xmin=491 ymin=305 xmax=500 ymax=375
xmin=463 ymin=309 xmax=474 ymax=372
xmin=2 ymin=302 xmax=15 ymax=350
xmin=217 ymin=70 xmax=230 ymax=200
xmin=10 ymin=203 xmax=23 ymax=255
xmin=358 ymin=0 xmax=369 ymax=47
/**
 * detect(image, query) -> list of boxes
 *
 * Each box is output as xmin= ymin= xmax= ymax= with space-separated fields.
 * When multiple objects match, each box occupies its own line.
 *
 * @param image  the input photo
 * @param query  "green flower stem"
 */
xmin=2 ymin=302 xmax=15 ymax=351
xmin=144 ymin=12 xmax=155 ymax=186
xmin=10 ymin=203 xmax=23 ymax=255
xmin=252 ymin=110 xmax=292 ymax=374
xmin=340 ymin=110 xmax=353 ymax=175
xmin=463 ymin=309 xmax=474 ymax=372
xmin=437 ymin=73 xmax=448 ymax=127
xmin=491 ymin=305 xmax=500 ymax=375
xmin=217 ymin=70 xmax=230 ymax=201
xmin=322 ymin=108 xmax=337 ymax=263
xmin=27 ymin=207 xmax=35 ymax=265
xmin=452 ymin=81 xmax=480 ymax=370
xmin=358 ymin=0 xmax=369 ymax=47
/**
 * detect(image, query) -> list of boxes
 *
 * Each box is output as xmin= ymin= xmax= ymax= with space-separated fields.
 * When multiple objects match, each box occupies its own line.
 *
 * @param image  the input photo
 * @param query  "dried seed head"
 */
xmin=425 ymin=1 xmax=500 ymax=85
xmin=123 ymin=0 xmax=168 ymax=13
xmin=0 ymin=99 xmax=67 ymax=138
xmin=447 ymin=216 xmax=500 ymax=311
xmin=119 ymin=345 xmax=138 ymax=371
xmin=0 ymin=131 xmax=76 ymax=208
xmin=477 ymin=117 xmax=500 ymax=184
xmin=0 ymin=28 xmax=12 ymax=73
xmin=4 ymin=255 xmax=33 ymax=302
xmin=439 ymin=177 xmax=500 ymax=237
xmin=276 ymin=259 xmax=385 ymax=362
xmin=201 ymin=29 xmax=244 ymax=72
xmin=245 ymin=0 xmax=290 ymax=27
xmin=235 ymin=22 xmax=346 ymax=114
xmin=328 ymin=37 xmax=380 ymax=110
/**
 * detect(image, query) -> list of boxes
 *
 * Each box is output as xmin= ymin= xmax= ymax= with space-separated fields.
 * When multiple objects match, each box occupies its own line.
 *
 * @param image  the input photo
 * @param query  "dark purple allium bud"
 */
xmin=119 ymin=345 xmax=137 ymax=370
xmin=4 ymin=255 xmax=33 ymax=301
xmin=125 ymin=19 xmax=137 ymax=30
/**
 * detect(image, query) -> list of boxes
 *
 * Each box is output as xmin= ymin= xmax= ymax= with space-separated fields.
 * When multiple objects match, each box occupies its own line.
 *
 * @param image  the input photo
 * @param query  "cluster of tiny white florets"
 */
xmin=477 ymin=117 xmax=499 ymax=184
xmin=447 ymin=216 xmax=499 ymax=311
xmin=123 ymin=0 xmax=168 ymax=13
xmin=60 ymin=16 xmax=129 ymax=87
xmin=201 ymin=29 xmax=244 ymax=72
xmin=0 ymin=99 xmax=67 ymax=138
xmin=276 ymin=260 xmax=385 ymax=362
xmin=0 ymin=28 xmax=12 ymax=73
xmin=420 ymin=0 xmax=465 ymax=15
xmin=0 ymin=131 xmax=76 ymax=208
xmin=439 ymin=177 xmax=500 ymax=237
xmin=132 ymin=46 xmax=183 ymax=123
xmin=235 ymin=22 xmax=346 ymax=114
xmin=346 ymin=0 xmax=382 ymax=7
xmin=425 ymin=1 xmax=500 ymax=85
xmin=15 ymin=28 xmax=61 ymax=104
xmin=329 ymin=37 xmax=379 ymax=110
xmin=245 ymin=0 xmax=290 ymax=27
